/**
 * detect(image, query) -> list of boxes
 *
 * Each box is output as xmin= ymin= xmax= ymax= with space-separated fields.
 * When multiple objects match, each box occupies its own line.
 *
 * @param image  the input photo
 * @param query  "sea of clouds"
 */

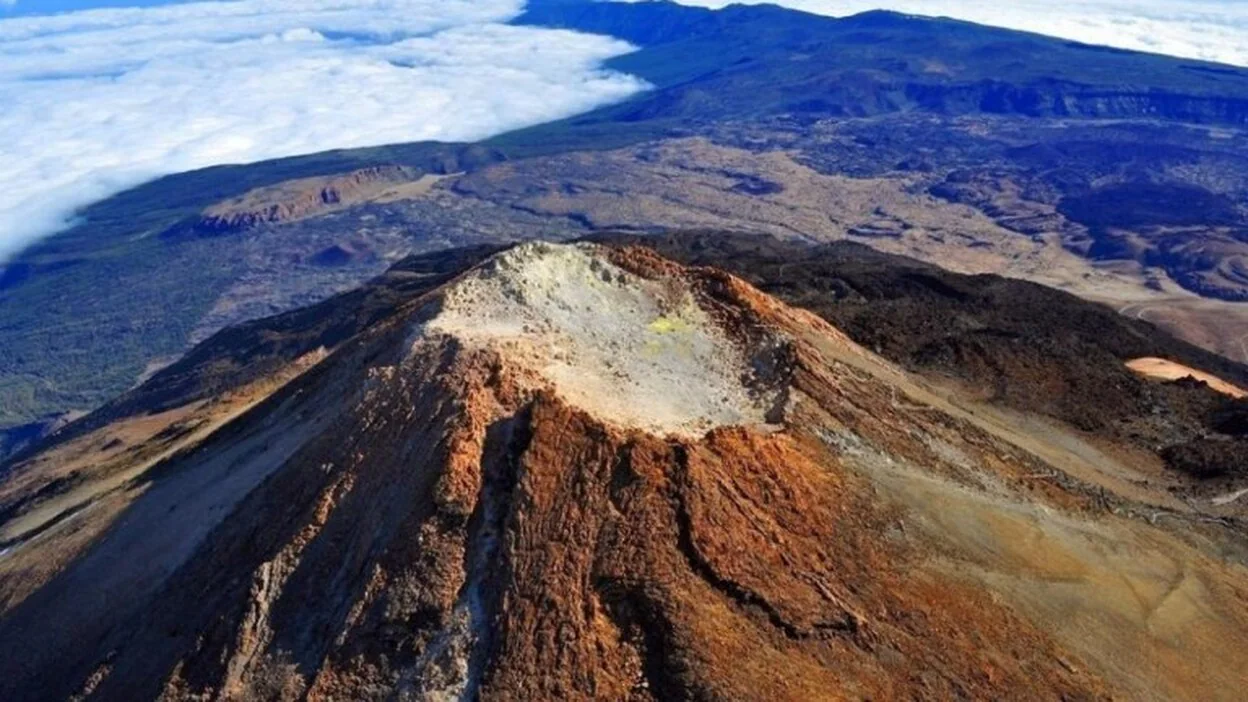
xmin=0 ymin=0 xmax=648 ymax=259
xmin=3 ymin=0 xmax=1247 ymax=260
xmin=655 ymin=0 xmax=1248 ymax=67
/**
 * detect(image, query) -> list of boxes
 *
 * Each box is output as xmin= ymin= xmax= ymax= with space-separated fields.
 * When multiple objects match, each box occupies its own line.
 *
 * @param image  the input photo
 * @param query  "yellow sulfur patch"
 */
xmin=648 ymin=316 xmax=691 ymax=334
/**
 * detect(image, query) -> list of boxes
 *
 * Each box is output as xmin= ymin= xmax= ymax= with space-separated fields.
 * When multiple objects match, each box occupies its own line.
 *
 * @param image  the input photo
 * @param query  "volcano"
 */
xmin=2 ymin=243 xmax=1247 ymax=700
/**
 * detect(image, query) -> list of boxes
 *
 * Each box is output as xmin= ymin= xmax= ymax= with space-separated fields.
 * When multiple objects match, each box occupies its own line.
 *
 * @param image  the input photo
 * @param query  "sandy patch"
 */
xmin=373 ymin=172 xmax=460 ymax=203
xmin=1125 ymin=357 xmax=1246 ymax=398
xmin=873 ymin=461 xmax=1248 ymax=702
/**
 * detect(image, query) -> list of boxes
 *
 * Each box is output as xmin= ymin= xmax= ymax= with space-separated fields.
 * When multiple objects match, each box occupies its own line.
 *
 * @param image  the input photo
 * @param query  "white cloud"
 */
xmin=0 ymin=0 xmax=648 ymax=259
xmin=644 ymin=0 xmax=1248 ymax=68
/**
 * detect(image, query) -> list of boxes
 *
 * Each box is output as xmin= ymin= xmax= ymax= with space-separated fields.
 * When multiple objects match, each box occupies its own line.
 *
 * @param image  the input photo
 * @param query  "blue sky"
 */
xmin=14 ymin=0 xmax=1248 ymax=66
xmin=3 ymin=0 xmax=198 ymax=15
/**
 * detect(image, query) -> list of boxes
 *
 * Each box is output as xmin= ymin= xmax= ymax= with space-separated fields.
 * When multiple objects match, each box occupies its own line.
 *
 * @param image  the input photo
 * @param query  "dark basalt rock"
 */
xmin=1162 ymin=437 xmax=1248 ymax=479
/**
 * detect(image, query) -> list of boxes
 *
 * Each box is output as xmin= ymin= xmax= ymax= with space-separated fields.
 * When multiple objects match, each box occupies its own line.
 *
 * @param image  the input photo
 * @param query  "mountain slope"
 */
xmin=513 ymin=1 xmax=1248 ymax=125
xmin=2 ymin=243 xmax=1248 ymax=700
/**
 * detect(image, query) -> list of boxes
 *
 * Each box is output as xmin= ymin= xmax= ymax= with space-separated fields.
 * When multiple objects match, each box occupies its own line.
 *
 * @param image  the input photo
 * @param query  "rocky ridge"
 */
xmin=187 ymin=166 xmax=426 ymax=235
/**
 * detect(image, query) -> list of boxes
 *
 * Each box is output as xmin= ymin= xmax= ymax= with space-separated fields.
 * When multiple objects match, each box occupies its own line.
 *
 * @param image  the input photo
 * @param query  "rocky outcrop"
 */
xmin=906 ymin=80 xmax=1248 ymax=124
xmin=188 ymin=166 xmax=421 ymax=236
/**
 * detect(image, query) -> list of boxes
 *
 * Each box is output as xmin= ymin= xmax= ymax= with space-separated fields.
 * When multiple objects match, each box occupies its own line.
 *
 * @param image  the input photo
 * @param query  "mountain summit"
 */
xmin=2 ymin=243 xmax=1247 ymax=700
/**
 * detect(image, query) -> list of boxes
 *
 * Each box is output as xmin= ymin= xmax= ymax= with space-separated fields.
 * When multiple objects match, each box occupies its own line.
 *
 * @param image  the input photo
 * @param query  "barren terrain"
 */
xmin=172 ymin=130 xmax=1248 ymax=370
xmin=2 ymin=244 xmax=1248 ymax=700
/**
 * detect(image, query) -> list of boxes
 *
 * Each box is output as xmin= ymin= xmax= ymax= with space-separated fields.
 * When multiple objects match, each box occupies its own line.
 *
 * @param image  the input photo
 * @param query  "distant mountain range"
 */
xmin=0 ymin=0 xmax=1246 ymax=439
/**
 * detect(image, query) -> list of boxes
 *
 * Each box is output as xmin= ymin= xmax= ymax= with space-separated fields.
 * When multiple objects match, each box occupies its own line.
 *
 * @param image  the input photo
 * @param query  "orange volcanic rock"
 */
xmin=2 ymin=243 xmax=1247 ymax=700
